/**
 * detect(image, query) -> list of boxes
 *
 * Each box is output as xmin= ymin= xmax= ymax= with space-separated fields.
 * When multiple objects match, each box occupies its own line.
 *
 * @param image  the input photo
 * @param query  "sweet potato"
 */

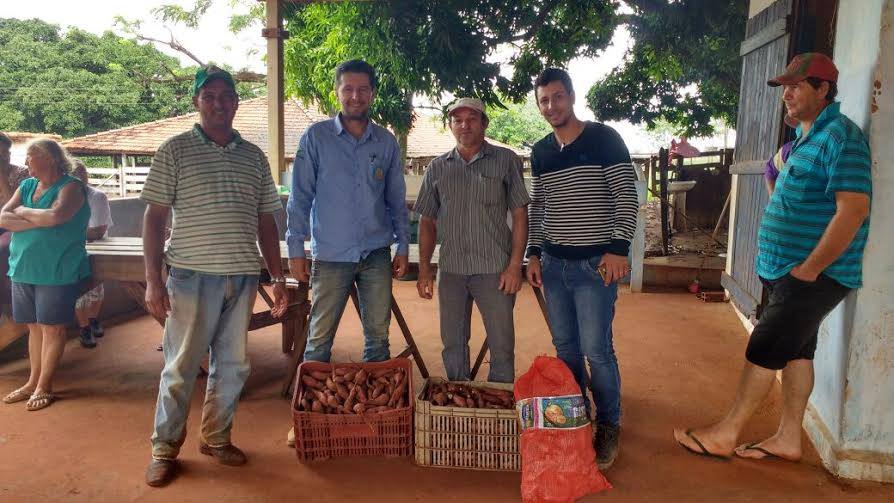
xmin=353 ymin=369 xmax=368 ymax=385
xmin=481 ymin=387 xmax=513 ymax=400
xmin=343 ymin=385 xmax=359 ymax=413
xmin=392 ymin=369 xmax=405 ymax=387
xmin=357 ymin=384 xmax=368 ymax=403
xmin=431 ymin=391 xmax=448 ymax=406
xmin=451 ymin=394 xmax=468 ymax=407
xmin=325 ymin=394 xmax=340 ymax=409
xmin=367 ymin=393 xmax=389 ymax=406
xmin=301 ymin=375 xmax=325 ymax=390
xmin=370 ymin=368 xmax=394 ymax=378
xmin=387 ymin=378 xmax=407 ymax=407
xmin=311 ymin=399 xmax=324 ymax=413
xmin=352 ymin=403 xmax=366 ymax=414
xmin=325 ymin=377 xmax=338 ymax=392
xmin=309 ymin=370 xmax=330 ymax=381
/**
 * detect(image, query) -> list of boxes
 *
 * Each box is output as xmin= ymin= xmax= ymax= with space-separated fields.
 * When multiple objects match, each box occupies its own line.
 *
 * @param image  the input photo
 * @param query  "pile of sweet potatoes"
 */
xmin=297 ymin=366 xmax=409 ymax=414
xmin=425 ymin=381 xmax=514 ymax=409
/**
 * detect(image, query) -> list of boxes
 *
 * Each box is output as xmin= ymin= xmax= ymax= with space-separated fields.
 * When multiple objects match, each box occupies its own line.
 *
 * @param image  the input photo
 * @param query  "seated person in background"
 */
xmin=72 ymin=161 xmax=113 ymax=348
xmin=0 ymin=132 xmax=31 ymax=317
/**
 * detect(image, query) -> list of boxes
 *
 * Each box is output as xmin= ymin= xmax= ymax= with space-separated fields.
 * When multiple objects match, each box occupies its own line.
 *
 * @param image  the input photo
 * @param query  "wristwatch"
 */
xmin=269 ymin=275 xmax=287 ymax=284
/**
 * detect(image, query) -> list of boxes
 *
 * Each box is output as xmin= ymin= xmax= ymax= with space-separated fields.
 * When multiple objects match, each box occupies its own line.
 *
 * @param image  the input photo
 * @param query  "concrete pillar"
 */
xmin=804 ymin=0 xmax=894 ymax=482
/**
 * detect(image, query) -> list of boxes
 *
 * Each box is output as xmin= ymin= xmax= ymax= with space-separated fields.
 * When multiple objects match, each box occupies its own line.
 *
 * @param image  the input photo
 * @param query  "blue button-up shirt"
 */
xmin=286 ymin=113 xmax=410 ymax=261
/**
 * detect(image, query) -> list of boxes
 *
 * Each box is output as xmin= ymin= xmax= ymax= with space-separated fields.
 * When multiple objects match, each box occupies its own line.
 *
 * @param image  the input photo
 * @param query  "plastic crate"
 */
xmin=414 ymin=378 xmax=520 ymax=471
xmin=291 ymin=358 xmax=414 ymax=461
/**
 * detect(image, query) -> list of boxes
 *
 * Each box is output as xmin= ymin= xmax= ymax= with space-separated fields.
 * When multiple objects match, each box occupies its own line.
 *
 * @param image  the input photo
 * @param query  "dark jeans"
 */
xmin=541 ymin=251 xmax=621 ymax=425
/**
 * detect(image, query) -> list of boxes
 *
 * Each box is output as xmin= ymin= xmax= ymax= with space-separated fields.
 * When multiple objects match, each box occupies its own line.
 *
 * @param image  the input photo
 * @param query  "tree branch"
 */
xmin=135 ymin=30 xmax=205 ymax=66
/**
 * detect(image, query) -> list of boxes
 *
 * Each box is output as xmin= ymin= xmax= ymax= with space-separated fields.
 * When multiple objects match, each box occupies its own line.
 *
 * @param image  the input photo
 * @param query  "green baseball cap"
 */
xmin=192 ymin=65 xmax=236 ymax=96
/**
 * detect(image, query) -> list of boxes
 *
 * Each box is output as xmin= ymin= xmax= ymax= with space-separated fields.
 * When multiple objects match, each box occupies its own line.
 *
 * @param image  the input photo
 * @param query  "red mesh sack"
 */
xmin=514 ymin=356 xmax=611 ymax=502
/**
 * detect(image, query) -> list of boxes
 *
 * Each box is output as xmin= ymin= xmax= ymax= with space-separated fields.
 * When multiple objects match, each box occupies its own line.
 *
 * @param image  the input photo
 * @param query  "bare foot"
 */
xmin=673 ymin=426 xmax=738 ymax=458
xmin=735 ymin=436 xmax=801 ymax=462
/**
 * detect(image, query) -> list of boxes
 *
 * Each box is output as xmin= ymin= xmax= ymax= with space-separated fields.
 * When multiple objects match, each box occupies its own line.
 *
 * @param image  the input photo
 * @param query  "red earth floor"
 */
xmin=0 ymin=283 xmax=890 ymax=502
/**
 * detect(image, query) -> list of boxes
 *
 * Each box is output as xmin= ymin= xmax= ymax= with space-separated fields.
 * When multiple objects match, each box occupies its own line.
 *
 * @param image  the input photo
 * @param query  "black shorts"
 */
xmin=745 ymin=273 xmax=850 ymax=370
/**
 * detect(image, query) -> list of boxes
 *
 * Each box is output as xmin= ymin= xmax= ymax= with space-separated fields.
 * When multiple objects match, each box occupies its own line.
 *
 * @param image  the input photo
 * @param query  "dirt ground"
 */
xmin=643 ymin=200 xmax=728 ymax=258
xmin=0 ymin=282 xmax=890 ymax=502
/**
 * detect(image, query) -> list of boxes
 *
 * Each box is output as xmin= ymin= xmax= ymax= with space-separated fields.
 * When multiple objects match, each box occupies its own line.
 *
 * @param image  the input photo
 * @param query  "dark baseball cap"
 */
xmin=768 ymin=53 xmax=838 ymax=87
xmin=192 ymin=65 xmax=236 ymax=96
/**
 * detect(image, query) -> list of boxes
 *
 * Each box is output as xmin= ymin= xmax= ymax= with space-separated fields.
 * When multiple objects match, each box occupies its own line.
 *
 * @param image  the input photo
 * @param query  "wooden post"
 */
xmin=674 ymin=156 xmax=686 ymax=232
xmin=659 ymin=148 xmax=669 ymax=255
xmin=117 ymin=154 xmax=127 ymax=198
xmin=264 ymin=0 xmax=285 ymax=185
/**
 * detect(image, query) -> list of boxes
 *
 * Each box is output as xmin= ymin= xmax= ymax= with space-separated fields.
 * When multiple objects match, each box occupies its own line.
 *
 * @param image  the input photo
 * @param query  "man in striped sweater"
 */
xmin=526 ymin=68 xmax=639 ymax=470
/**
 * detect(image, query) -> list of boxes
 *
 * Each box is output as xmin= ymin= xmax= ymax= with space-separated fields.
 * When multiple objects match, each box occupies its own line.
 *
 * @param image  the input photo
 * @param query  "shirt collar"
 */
xmin=334 ymin=113 xmax=375 ymax=143
xmin=447 ymin=141 xmax=492 ymax=163
xmin=795 ymin=101 xmax=841 ymax=139
xmin=192 ymin=124 xmax=243 ymax=148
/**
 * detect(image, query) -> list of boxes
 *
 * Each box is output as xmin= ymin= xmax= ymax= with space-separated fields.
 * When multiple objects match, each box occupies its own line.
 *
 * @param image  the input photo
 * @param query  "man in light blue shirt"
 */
xmin=286 ymin=59 xmax=409 ymax=363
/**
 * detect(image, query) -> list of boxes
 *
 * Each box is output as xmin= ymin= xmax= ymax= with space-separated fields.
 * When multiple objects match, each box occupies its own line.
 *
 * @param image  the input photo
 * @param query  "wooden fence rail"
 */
xmin=88 ymin=166 xmax=150 ymax=198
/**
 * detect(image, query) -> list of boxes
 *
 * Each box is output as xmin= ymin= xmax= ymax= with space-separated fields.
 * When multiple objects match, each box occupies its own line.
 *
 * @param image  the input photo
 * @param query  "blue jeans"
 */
xmin=540 ymin=252 xmax=621 ymax=425
xmin=304 ymin=247 xmax=392 ymax=362
xmin=151 ymin=268 xmax=258 ymax=460
xmin=437 ymin=271 xmax=515 ymax=383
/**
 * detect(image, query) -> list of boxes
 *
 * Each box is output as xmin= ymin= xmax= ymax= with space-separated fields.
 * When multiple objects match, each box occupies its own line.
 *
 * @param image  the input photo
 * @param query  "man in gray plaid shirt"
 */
xmin=414 ymin=98 xmax=529 ymax=383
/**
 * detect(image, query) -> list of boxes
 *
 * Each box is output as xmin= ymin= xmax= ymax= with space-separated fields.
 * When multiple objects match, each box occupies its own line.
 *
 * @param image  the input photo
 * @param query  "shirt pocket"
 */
xmin=366 ymin=158 xmax=387 ymax=195
xmin=476 ymin=173 xmax=504 ymax=207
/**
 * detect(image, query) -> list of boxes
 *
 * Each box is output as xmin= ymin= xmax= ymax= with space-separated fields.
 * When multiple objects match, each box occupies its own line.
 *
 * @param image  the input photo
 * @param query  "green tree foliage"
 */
xmin=157 ymin=0 xmax=746 ymax=136
xmin=281 ymin=0 xmax=617 ymax=133
xmin=485 ymin=95 xmax=552 ymax=149
xmin=586 ymin=1 xmax=746 ymax=136
xmin=0 ymin=18 xmax=197 ymax=137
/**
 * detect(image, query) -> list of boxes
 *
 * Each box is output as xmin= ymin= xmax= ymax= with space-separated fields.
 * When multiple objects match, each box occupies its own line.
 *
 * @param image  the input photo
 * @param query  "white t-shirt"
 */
xmin=86 ymin=186 xmax=113 ymax=233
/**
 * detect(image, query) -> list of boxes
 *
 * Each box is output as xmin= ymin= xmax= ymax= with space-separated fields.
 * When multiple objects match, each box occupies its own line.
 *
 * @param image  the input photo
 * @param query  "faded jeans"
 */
xmin=150 ymin=267 xmax=258 ymax=460
xmin=541 ymin=252 xmax=621 ymax=425
xmin=303 ymin=247 xmax=392 ymax=363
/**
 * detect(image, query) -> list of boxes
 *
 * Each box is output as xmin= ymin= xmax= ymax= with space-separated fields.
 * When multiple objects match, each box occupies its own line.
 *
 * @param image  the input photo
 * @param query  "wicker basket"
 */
xmin=414 ymin=377 xmax=520 ymax=471
xmin=291 ymin=358 xmax=414 ymax=461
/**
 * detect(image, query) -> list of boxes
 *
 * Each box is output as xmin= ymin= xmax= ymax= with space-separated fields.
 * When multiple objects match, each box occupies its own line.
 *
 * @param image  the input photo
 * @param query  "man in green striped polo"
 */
xmin=675 ymin=53 xmax=872 ymax=464
xmin=141 ymin=66 xmax=288 ymax=487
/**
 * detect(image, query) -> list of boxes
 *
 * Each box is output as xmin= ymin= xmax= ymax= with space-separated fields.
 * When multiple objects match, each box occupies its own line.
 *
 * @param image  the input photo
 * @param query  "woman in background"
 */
xmin=0 ymin=139 xmax=90 ymax=411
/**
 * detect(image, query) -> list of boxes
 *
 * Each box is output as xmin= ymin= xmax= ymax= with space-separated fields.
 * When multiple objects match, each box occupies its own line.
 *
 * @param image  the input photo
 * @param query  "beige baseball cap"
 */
xmin=447 ymin=97 xmax=486 ymax=116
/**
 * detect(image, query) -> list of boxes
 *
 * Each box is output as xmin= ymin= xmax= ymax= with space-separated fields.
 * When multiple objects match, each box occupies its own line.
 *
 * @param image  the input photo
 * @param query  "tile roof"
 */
xmin=62 ymin=96 xmax=527 ymax=161
xmin=4 ymin=132 xmax=62 ymax=143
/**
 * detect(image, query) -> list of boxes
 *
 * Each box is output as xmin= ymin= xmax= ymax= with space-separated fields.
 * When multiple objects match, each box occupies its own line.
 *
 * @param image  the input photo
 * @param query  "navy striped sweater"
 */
xmin=526 ymin=121 xmax=639 ymax=259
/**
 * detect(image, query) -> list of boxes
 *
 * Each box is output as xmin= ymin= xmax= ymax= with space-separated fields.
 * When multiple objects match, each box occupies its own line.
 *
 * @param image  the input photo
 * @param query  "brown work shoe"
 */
xmin=145 ymin=458 xmax=178 ymax=487
xmin=199 ymin=442 xmax=247 ymax=466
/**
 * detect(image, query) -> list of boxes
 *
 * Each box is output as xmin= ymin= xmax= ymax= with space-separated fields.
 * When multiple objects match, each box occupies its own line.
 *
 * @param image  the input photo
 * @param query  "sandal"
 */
xmin=3 ymin=387 xmax=34 ymax=404
xmin=26 ymin=391 xmax=55 ymax=411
